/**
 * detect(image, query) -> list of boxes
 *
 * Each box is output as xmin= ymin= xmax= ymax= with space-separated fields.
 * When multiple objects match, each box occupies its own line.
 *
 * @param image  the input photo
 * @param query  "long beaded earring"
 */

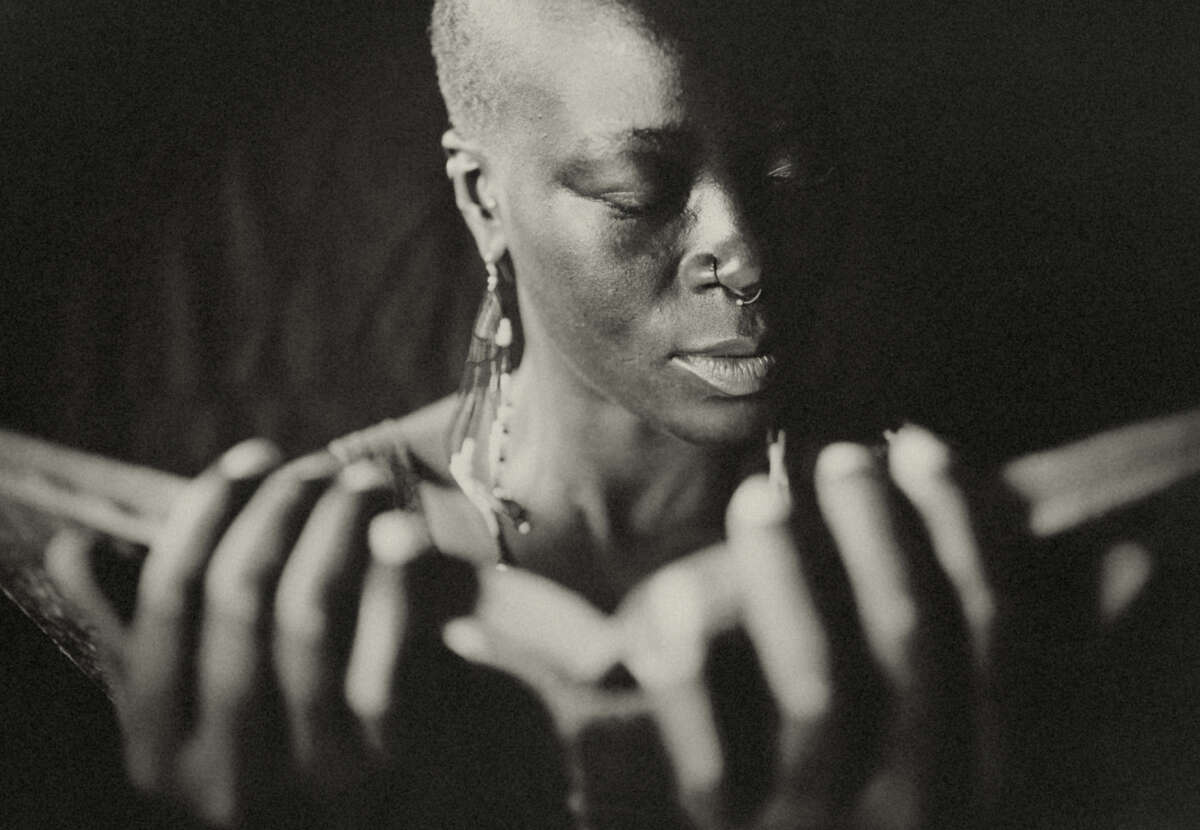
xmin=448 ymin=258 xmax=531 ymax=558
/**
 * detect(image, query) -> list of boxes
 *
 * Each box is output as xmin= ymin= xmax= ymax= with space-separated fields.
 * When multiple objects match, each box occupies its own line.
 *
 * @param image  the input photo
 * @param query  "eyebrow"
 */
xmin=569 ymin=126 xmax=695 ymax=159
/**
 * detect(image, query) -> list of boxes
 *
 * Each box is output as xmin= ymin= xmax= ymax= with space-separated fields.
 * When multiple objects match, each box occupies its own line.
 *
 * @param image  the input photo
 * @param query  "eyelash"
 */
xmin=592 ymin=158 xmax=835 ymax=219
xmin=599 ymin=192 xmax=663 ymax=219
xmin=766 ymin=158 xmax=835 ymax=189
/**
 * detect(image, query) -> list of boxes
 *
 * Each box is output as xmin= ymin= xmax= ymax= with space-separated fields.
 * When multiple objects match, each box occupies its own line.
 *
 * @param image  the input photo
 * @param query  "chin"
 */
xmin=665 ymin=394 xmax=775 ymax=447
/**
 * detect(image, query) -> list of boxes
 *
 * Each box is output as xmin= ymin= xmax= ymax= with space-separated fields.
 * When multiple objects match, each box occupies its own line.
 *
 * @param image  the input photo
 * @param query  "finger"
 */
xmin=471 ymin=563 xmax=623 ymax=684
xmin=122 ymin=438 xmax=283 ymax=792
xmin=273 ymin=460 xmax=393 ymax=781
xmin=183 ymin=451 xmax=336 ymax=825
xmin=45 ymin=528 xmax=126 ymax=665
xmin=1098 ymin=540 xmax=1153 ymax=624
xmin=888 ymin=425 xmax=994 ymax=663
xmin=814 ymin=444 xmax=920 ymax=693
xmin=816 ymin=441 xmax=976 ymax=827
xmin=624 ymin=565 xmax=724 ymax=830
xmin=889 ymin=426 xmax=1007 ymax=821
xmin=726 ymin=474 xmax=831 ymax=723
xmin=343 ymin=509 xmax=434 ymax=755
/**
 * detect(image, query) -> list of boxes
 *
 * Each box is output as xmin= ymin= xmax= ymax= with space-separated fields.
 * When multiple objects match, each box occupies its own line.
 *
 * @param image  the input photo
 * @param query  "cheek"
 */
xmin=511 ymin=192 xmax=681 ymax=352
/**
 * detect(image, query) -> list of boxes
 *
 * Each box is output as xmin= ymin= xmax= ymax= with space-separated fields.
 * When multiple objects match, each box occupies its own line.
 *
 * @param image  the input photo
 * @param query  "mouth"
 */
xmin=670 ymin=352 xmax=777 ymax=397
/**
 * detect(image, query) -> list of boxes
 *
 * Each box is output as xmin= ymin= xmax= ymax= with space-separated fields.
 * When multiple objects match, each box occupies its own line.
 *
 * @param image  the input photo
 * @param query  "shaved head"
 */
xmin=429 ymin=0 xmax=832 ymax=151
xmin=429 ymin=0 xmax=518 ymax=142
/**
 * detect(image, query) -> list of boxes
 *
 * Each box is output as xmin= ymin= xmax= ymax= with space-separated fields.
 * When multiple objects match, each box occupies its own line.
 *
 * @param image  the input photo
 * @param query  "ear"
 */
xmin=442 ymin=129 xmax=506 ymax=264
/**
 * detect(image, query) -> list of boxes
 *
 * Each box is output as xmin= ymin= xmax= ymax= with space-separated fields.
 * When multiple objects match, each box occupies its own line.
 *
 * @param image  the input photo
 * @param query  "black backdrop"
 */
xmin=3 ymin=1 xmax=1199 ymax=826
xmin=1 ymin=1 xmax=478 ymax=472
xmin=3 ymin=0 xmax=1198 ymax=469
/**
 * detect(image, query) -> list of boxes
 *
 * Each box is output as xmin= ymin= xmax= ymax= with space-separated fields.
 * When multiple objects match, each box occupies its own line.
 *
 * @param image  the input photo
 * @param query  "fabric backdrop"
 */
xmin=2 ymin=2 xmax=1199 ymax=827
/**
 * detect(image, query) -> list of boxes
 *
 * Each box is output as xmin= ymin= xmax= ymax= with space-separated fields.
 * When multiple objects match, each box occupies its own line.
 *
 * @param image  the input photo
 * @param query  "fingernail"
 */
xmin=368 ymin=511 xmax=431 ymax=566
xmin=726 ymin=473 xmax=791 ymax=528
xmin=339 ymin=459 xmax=392 ymax=493
xmin=443 ymin=618 xmax=490 ymax=661
xmin=889 ymin=424 xmax=954 ymax=474
xmin=888 ymin=425 xmax=956 ymax=502
xmin=218 ymin=439 xmax=283 ymax=479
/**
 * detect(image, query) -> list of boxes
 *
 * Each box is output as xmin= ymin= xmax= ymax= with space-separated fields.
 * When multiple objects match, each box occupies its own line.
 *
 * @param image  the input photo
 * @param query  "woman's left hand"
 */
xmin=628 ymin=425 xmax=1000 ymax=830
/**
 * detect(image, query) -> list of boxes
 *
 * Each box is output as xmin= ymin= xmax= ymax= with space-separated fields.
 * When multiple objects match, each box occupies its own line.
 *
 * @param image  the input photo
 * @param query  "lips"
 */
xmin=671 ymin=353 xmax=776 ymax=396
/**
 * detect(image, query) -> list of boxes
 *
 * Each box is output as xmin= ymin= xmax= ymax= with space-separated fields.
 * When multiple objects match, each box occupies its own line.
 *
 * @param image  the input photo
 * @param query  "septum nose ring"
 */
xmin=712 ymin=260 xmax=763 ymax=306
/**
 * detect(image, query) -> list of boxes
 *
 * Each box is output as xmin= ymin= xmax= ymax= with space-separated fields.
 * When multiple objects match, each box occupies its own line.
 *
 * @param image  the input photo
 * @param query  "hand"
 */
xmin=620 ymin=426 xmax=1000 ymax=830
xmin=44 ymin=439 xmax=449 ymax=827
xmin=436 ymin=426 xmax=997 ymax=829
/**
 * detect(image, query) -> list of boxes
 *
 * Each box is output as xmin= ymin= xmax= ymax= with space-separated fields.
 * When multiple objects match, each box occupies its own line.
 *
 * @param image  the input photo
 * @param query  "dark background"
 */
xmin=2 ymin=1 xmax=1198 ymax=826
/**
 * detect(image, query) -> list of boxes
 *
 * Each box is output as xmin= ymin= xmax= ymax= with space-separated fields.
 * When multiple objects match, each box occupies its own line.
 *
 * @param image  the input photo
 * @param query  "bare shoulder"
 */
xmin=327 ymin=394 xmax=459 ymax=484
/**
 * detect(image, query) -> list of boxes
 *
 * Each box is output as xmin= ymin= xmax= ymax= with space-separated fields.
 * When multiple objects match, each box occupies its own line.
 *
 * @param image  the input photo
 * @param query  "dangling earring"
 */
xmin=448 ymin=257 xmax=531 ymax=561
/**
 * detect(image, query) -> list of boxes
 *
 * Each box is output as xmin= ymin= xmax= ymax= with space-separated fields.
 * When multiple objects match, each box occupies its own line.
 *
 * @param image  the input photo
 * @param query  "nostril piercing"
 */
xmin=733 ymin=286 xmax=763 ymax=306
xmin=711 ymin=258 xmax=762 ymax=306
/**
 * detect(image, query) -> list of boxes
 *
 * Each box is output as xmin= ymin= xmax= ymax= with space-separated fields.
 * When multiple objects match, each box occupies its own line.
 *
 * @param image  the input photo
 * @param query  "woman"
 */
xmin=46 ymin=1 xmax=1002 ymax=827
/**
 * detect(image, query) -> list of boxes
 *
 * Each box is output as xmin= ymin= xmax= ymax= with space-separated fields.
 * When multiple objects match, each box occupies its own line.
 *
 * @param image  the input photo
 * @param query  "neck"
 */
xmin=498 ymin=344 xmax=754 ymax=601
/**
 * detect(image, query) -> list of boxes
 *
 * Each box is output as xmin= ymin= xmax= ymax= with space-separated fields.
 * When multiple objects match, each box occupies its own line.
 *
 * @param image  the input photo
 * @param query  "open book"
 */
xmin=3 ymin=408 xmax=1199 ymax=726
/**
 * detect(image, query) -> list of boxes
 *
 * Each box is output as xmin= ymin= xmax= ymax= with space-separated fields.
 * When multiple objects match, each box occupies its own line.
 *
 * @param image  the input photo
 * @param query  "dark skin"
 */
xmin=437 ymin=5 xmax=823 ymax=605
xmin=40 ymin=3 xmax=1162 ymax=828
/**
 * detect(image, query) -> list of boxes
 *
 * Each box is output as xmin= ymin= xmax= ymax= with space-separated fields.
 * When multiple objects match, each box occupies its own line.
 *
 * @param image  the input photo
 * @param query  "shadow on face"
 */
xmin=437 ymin=0 xmax=845 ymax=446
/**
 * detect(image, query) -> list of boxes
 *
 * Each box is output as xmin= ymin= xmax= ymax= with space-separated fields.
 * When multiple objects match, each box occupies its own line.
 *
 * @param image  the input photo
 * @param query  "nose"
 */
xmin=679 ymin=176 xmax=763 ymax=299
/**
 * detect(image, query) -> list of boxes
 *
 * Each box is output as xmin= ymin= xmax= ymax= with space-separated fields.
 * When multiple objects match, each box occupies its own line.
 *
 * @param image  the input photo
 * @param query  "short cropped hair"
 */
xmin=428 ymin=0 xmax=497 ymax=140
xmin=429 ymin=0 xmax=636 ymax=141
xmin=429 ymin=0 xmax=830 ymax=143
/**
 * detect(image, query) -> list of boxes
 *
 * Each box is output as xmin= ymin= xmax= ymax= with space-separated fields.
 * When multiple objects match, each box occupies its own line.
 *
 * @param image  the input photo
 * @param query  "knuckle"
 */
xmin=253 ymin=467 xmax=313 ymax=506
xmin=203 ymin=560 xmax=265 ymax=622
xmin=876 ymin=615 xmax=920 ymax=694
xmin=123 ymin=733 xmax=177 ymax=796
xmin=137 ymin=571 xmax=191 ymax=619
xmin=288 ymin=679 xmax=325 ymax=714
xmin=44 ymin=528 xmax=97 ymax=575
xmin=279 ymin=672 xmax=324 ymax=719
xmin=124 ymin=753 xmax=164 ymax=793
xmin=881 ymin=594 xmax=919 ymax=647
xmin=274 ymin=553 xmax=344 ymax=643
xmin=337 ymin=459 xmax=394 ymax=496
xmin=232 ymin=455 xmax=342 ymax=534
xmin=275 ymin=594 xmax=329 ymax=645
xmin=256 ymin=452 xmax=343 ymax=505
xmin=194 ymin=787 xmax=239 ymax=829
xmin=798 ymin=677 xmax=833 ymax=722
xmin=777 ymin=672 xmax=833 ymax=724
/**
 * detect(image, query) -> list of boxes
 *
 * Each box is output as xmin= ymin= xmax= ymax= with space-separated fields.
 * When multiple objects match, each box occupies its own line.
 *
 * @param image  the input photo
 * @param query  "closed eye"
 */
xmin=766 ymin=157 xmax=836 ymax=188
xmin=597 ymin=190 xmax=660 ymax=217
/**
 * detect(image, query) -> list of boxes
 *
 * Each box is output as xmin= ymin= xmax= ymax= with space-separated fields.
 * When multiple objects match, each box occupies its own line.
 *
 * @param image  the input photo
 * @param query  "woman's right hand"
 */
xmin=44 ymin=439 xmax=447 ymax=827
